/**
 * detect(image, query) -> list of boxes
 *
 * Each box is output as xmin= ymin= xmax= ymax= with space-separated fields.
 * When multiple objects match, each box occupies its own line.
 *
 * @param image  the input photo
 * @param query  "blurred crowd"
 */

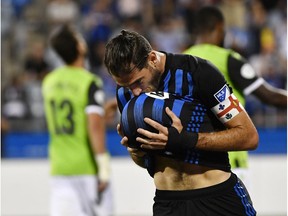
xmin=1 ymin=0 xmax=287 ymax=132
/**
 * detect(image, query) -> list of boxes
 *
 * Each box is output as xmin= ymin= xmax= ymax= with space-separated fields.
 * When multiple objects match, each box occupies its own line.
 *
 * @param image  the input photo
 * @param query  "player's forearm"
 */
xmin=167 ymin=127 xmax=258 ymax=153
xmin=196 ymin=110 xmax=258 ymax=151
xmin=253 ymin=82 xmax=287 ymax=108
xmin=196 ymin=110 xmax=259 ymax=151
xmin=196 ymin=128 xmax=258 ymax=152
xmin=88 ymin=114 xmax=107 ymax=154
xmin=166 ymin=111 xmax=258 ymax=153
xmin=88 ymin=114 xmax=111 ymax=182
xmin=266 ymin=90 xmax=287 ymax=108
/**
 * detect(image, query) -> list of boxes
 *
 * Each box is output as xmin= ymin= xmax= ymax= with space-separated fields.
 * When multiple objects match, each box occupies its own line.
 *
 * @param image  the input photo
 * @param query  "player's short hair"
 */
xmin=194 ymin=6 xmax=224 ymax=34
xmin=49 ymin=24 xmax=79 ymax=64
xmin=104 ymin=29 xmax=152 ymax=77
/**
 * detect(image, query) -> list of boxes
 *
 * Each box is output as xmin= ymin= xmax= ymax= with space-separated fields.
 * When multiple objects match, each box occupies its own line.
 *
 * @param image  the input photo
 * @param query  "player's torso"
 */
xmin=154 ymin=155 xmax=231 ymax=190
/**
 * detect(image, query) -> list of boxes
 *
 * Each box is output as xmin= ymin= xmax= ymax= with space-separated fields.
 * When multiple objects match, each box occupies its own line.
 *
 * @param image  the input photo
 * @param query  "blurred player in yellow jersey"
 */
xmin=42 ymin=24 xmax=113 ymax=216
xmin=184 ymin=6 xmax=287 ymax=188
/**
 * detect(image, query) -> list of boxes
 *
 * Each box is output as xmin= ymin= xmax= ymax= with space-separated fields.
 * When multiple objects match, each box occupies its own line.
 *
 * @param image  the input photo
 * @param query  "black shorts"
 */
xmin=153 ymin=173 xmax=256 ymax=216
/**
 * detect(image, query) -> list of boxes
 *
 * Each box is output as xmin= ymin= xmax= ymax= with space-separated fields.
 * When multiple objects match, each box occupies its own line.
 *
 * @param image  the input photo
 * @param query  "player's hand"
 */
xmin=104 ymin=98 xmax=118 ymax=124
xmin=117 ymin=123 xmax=129 ymax=147
xmin=166 ymin=107 xmax=183 ymax=132
xmin=98 ymin=180 xmax=109 ymax=193
xmin=96 ymin=180 xmax=109 ymax=205
xmin=127 ymin=147 xmax=146 ymax=158
xmin=95 ymin=152 xmax=110 ymax=195
xmin=117 ymin=123 xmax=124 ymax=137
xmin=136 ymin=107 xmax=183 ymax=150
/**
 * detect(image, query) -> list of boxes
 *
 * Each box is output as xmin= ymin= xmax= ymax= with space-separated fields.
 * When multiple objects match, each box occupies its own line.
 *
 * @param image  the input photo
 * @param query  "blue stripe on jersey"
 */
xmin=134 ymin=94 xmax=146 ymax=129
xmin=171 ymin=100 xmax=184 ymax=117
xmin=234 ymin=180 xmax=256 ymax=216
xmin=163 ymin=70 xmax=171 ymax=92
xmin=163 ymin=69 xmax=194 ymax=96
xmin=175 ymin=69 xmax=183 ymax=95
xmin=128 ymin=90 xmax=133 ymax=98
xmin=152 ymin=97 xmax=165 ymax=123
xmin=121 ymin=104 xmax=131 ymax=137
xmin=187 ymin=72 xmax=193 ymax=95
xmin=117 ymin=88 xmax=129 ymax=108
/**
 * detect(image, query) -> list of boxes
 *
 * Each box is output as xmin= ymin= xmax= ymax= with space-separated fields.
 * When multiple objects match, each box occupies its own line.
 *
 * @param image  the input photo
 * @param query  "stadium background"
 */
xmin=1 ymin=0 xmax=287 ymax=215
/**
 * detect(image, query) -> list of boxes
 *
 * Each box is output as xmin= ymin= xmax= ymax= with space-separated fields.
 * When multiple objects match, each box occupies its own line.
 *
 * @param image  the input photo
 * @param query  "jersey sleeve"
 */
xmin=193 ymin=58 xmax=244 ymax=124
xmin=193 ymin=58 xmax=232 ymax=108
xmin=85 ymin=81 xmax=105 ymax=116
xmin=227 ymin=52 xmax=264 ymax=96
xmin=116 ymin=85 xmax=133 ymax=113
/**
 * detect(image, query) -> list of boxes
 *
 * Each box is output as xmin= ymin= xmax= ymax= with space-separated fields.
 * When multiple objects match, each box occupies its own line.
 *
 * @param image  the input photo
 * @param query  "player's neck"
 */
xmin=195 ymin=35 xmax=219 ymax=46
xmin=70 ymin=56 xmax=85 ymax=68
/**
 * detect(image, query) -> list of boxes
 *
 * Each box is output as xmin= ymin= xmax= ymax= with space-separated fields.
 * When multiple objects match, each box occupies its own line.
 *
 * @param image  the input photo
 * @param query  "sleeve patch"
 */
xmin=211 ymin=94 xmax=244 ymax=123
xmin=213 ymin=84 xmax=230 ymax=102
xmin=240 ymin=63 xmax=256 ymax=79
xmin=94 ymin=90 xmax=105 ymax=106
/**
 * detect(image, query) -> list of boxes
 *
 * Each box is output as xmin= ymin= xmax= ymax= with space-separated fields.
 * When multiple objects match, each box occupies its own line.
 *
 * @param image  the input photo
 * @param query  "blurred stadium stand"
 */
xmin=1 ymin=0 xmax=286 ymax=158
xmin=1 ymin=1 xmax=286 ymax=216
xmin=1 ymin=128 xmax=287 ymax=158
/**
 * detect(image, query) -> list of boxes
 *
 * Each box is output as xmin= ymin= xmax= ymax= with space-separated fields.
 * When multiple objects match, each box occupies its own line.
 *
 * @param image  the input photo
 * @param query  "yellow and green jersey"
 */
xmin=184 ymin=44 xmax=263 ymax=168
xmin=42 ymin=66 xmax=104 ymax=175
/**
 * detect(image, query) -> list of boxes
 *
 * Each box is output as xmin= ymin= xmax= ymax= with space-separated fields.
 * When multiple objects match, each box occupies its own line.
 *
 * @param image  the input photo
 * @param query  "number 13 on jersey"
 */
xmin=49 ymin=99 xmax=75 ymax=134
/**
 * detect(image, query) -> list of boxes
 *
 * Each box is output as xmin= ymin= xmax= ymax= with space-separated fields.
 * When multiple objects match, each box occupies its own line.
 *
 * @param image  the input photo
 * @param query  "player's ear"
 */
xmin=77 ymin=41 xmax=87 ymax=56
xmin=147 ymin=51 xmax=157 ymax=67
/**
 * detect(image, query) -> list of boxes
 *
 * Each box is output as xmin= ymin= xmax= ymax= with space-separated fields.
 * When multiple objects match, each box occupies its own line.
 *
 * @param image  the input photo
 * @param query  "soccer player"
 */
xmin=104 ymin=29 xmax=258 ymax=215
xmin=183 ymin=6 xmax=287 ymax=187
xmin=42 ymin=24 xmax=112 ymax=216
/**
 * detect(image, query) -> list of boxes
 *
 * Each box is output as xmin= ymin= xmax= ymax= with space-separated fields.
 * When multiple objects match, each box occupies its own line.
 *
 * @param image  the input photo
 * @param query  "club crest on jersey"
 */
xmin=214 ymin=84 xmax=230 ymax=102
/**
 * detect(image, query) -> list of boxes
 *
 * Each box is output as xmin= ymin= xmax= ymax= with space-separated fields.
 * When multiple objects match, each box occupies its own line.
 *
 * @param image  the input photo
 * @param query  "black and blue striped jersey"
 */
xmin=121 ymin=91 xmax=231 ymax=171
xmin=121 ymin=92 xmax=215 ymax=148
xmin=117 ymin=52 xmax=233 ymax=171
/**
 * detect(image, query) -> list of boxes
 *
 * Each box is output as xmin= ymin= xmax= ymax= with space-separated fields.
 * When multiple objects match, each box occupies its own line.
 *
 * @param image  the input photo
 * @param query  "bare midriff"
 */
xmin=153 ymin=155 xmax=231 ymax=190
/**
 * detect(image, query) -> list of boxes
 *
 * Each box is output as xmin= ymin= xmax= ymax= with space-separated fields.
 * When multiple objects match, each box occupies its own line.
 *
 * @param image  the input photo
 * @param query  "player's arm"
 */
xmin=137 ymin=59 xmax=258 ymax=152
xmin=194 ymin=58 xmax=259 ymax=151
xmin=104 ymin=97 xmax=119 ymax=125
xmin=228 ymin=52 xmax=287 ymax=108
xmin=139 ymin=100 xmax=258 ymax=152
xmin=117 ymin=119 xmax=147 ymax=168
xmin=196 ymin=111 xmax=258 ymax=151
xmin=252 ymin=82 xmax=287 ymax=108
xmin=86 ymin=82 xmax=110 ymax=191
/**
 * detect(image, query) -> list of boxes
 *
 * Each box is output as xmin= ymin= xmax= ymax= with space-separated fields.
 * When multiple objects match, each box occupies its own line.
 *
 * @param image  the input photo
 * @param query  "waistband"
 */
xmin=155 ymin=172 xmax=237 ymax=200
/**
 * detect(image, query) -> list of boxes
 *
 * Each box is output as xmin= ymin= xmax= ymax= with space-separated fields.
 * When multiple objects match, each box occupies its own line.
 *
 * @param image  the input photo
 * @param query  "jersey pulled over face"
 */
xmin=120 ymin=91 xmax=216 ymax=149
